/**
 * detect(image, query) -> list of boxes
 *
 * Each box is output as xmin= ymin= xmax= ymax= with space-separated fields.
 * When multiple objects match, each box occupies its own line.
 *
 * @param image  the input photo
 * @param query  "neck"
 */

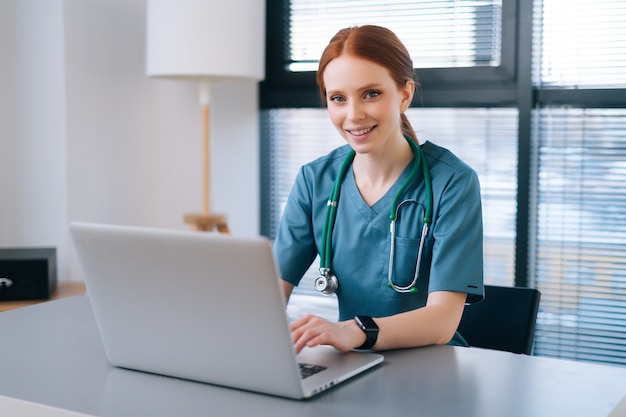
xmin=352 ymin=137 xmax=415 ymax=205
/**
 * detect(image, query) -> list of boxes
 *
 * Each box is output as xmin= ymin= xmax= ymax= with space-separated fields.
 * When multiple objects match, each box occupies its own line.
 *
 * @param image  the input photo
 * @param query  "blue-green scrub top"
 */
xmin=273 ymin=141 xmax=484 ymax=343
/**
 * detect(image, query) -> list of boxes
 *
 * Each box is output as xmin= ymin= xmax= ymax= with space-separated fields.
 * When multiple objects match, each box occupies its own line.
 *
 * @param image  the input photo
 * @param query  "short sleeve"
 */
xmin=428 ymin=166 xmax=484 ymax=304
xmin=272 ymin=168 xmax=318 ymax=286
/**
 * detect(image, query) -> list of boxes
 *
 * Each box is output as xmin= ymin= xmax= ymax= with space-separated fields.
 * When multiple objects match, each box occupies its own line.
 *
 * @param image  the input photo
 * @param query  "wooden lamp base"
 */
xmin=183 ymin=213 xmax=229 ymax=233
xmin=183 ymin=84 xmax=230 ymax=234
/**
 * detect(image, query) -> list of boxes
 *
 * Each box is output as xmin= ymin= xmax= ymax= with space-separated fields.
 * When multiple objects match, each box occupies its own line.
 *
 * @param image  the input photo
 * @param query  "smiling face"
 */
xmin=323 ymin=54 xmax=414 ymax=156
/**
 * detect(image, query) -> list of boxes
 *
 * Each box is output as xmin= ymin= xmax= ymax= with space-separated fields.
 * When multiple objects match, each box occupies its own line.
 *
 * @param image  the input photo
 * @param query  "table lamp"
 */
xmin=146 ymin=0 xmax=265 ymax=232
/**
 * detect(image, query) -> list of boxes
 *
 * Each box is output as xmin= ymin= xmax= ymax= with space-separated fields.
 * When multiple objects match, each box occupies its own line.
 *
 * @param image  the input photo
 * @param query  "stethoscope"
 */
xmin=314 ymin=136 xmax=433 ymax=295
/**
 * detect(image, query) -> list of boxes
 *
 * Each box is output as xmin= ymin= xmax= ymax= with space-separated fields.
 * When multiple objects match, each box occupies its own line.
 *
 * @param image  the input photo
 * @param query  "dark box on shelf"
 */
xmin=0 ymin=248 xmax=57 ymax=301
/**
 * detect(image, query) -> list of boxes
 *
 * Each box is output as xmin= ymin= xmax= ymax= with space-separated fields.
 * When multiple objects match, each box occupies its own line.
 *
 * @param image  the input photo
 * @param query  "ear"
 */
xmin=400 ymin=80 xmax=415 ymax=112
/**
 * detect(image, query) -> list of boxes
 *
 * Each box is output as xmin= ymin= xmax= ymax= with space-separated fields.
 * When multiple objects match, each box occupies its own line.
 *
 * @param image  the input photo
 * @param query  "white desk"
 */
xmin=1 ymin=297 xmax=625 ymax=417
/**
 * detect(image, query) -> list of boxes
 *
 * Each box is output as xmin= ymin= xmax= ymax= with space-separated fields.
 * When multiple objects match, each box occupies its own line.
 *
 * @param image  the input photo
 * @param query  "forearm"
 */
xmin=281 ymin=280 xmax=294 ymax=303
xmin=289 ymin=290 xmax=466 ymax=353
xmin=369 ymin=291 xmax=466 ymax=350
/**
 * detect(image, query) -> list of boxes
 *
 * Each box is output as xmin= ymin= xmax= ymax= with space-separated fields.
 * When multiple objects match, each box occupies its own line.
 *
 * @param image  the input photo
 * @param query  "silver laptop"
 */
xmin=69 ymin=222 xmax=383 ymax=399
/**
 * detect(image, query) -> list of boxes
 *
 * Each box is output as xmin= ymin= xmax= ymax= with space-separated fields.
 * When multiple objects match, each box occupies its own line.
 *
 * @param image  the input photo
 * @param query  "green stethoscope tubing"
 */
xmin=319 ymin=136 xmax=433 ymax=294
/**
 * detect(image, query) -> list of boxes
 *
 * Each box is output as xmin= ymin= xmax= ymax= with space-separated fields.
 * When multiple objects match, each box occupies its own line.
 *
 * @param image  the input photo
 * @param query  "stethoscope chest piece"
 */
xmin=314 ymin=269 xmax=338 ymax=295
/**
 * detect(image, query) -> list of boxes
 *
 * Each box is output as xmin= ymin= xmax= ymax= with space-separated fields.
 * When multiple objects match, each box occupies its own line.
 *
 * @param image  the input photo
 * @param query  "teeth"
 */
xmin=349 ymin=127 xmax=372 ymax=136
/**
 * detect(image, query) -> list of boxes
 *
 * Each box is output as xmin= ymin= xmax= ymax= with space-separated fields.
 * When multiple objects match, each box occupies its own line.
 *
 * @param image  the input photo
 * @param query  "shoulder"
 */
xmin=288 ymin=145 xmax=352 ymax=202
xmin=421 ymin=141 xmax=481 ymax=203
xmin=421 ymin=141 xmax=480 ymax=190
xmin=421 ymin=141 xmax=476 ymax=176
xmin=299 ymin=145 xmax=352 ymax=180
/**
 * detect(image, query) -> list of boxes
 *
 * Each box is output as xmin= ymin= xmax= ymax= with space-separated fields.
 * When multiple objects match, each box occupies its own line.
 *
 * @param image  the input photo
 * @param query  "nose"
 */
xmin=347 ymin=101 xmax=365 ymax=122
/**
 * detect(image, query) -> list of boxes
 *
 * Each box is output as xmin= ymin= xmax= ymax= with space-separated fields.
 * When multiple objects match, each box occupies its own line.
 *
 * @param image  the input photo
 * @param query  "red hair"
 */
xmin=316 ymin=25 xmax=419 ymax=142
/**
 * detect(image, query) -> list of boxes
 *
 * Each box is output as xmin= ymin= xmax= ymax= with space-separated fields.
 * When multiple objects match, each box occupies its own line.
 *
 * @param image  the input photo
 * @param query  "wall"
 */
xmin=0 ymin=0 xmax=69 ymax=271
xmin=0 ymin=0 xmax=261 ymax=282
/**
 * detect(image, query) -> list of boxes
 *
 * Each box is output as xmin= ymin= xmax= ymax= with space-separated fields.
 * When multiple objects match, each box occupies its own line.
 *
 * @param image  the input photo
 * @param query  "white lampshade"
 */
xmin=146 ymin=0 xmax=265 ymax=82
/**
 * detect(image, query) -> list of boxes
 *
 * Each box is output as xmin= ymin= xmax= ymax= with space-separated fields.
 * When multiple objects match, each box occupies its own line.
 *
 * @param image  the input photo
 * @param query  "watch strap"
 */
xmin=355 ymin=315 xmax=379 ymax=350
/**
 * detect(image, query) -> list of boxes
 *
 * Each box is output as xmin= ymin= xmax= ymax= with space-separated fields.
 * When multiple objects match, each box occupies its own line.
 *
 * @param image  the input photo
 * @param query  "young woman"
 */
xmin=273 ymin=25 xmax=484 ymax=353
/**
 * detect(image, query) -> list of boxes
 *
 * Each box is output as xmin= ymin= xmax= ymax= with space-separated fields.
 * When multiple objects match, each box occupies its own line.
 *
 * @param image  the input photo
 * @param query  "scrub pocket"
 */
xmin=386 ymin=234 xmax=434 ymax=304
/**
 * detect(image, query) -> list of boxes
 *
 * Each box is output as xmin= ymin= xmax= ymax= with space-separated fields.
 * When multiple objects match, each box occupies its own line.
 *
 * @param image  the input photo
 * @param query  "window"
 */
xmin=263 ymin=107 xmax=518 ymax=321
xmin=288 ymin=0 xmax=503 ymax=71
xmin=263 ymin=108 xmax=518 ymax=296
xmin=262 ymin=0 xmax=517 ymax=109
xmin=536 ymin=0 xmax=626 ymax=88
xmin=532 ymin=109 xmax=626 ymax=364
xmin=530 ymin=0 xmax=626 ymax=366
xmin=261 ymin=0 xmax=626 ymax=366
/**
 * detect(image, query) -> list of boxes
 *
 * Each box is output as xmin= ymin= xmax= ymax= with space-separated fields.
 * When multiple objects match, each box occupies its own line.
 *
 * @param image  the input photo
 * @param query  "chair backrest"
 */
xmin=457 ymin=285 xmax=541 ymax=355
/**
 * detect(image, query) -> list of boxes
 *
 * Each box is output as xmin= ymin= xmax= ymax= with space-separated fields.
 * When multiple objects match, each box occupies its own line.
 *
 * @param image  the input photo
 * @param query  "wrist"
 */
xmin=354 ymin=315 xmax=379 ymax=350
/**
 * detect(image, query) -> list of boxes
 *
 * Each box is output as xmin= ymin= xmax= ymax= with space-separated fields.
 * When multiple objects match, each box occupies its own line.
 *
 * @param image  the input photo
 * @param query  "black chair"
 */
xmin=457 ymin=285 xmax=541 ymax=355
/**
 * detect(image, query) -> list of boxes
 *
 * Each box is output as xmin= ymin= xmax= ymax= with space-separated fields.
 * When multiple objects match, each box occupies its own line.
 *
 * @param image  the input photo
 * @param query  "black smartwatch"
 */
xmin=354 ymin=315 xmax=379 ymax=350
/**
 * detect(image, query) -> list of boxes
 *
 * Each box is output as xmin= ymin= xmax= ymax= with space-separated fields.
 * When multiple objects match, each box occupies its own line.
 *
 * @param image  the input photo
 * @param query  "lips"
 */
xmin=347 ymin=126 xmax=375 ymax=136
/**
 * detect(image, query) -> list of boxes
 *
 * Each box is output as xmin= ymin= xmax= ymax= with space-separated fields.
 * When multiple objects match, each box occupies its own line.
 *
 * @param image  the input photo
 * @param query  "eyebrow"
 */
xmin=326 ymin=83 xmax=384 ymax=97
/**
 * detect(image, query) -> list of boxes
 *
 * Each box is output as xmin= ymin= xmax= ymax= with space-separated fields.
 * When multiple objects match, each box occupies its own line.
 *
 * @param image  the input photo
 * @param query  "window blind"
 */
xmin=532 ymin=109 xmax=626 ymax=365
xmin=263 ymin=0 xmax=626 ymax=367
xmin=288 ymin=0 xmax=503 ymax=71
xmin=531 ymin=0 xmax=626 ymax=366
xmin=262 ymin=108 xmax=519 ymax=307
xmin=535 ymin=0 xmax=626 ymax=88
xmin=410 ymin=108 xmax=518 ymax=287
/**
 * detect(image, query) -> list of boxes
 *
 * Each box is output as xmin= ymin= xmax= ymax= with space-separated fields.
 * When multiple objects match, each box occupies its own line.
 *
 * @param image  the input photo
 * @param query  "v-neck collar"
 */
xmin=343 ymin=158 xmax=417 ymax=222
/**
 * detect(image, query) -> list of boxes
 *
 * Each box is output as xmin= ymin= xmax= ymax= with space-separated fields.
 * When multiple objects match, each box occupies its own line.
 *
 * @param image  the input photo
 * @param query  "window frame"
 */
xmin=261 ymin=0 xmax=520 ymax=109
xmin=259 ymin=0 xmax=626 ymax=365
xmin=261 ymin=0 xmax=626 ymax=286
xmin=261 ymin=0 xmax=528 ymax=283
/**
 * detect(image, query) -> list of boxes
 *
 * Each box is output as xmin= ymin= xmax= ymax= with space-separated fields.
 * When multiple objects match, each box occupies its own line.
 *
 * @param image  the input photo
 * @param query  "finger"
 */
xmin=289 ymin=313 xmax=315 ymax=331
xmin=293 ymin=329 xmax=319 ymax=353
xmin=292 ymin=320 xmax=328 ymax=352
xmin=297 ymin=324 xmax=342 ymax=353
xmin=295 ymin=331 xmax=328 ymax=353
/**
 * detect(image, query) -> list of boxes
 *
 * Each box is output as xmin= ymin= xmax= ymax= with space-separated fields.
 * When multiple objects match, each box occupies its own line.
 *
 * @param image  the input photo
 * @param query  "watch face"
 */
xmin=356 ymin=315 xmax=378 ymax=331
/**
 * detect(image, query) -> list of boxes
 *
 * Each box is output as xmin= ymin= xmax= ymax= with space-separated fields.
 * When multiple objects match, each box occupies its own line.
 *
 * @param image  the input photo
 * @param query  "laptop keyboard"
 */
xmin=299 ymin=363 xmax=327 ymax=379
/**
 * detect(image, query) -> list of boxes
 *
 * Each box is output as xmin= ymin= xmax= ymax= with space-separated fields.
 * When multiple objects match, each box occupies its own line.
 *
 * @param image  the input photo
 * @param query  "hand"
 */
xmin=289 ymin=314 xmax=366 ymax=353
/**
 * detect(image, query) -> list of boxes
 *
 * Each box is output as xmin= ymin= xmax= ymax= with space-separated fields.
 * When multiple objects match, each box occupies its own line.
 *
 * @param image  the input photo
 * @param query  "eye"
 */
xmin=364 ymin=90 xmax=381 ymax=99
xmin=329 ymin=95 xmax=346 ymax=103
